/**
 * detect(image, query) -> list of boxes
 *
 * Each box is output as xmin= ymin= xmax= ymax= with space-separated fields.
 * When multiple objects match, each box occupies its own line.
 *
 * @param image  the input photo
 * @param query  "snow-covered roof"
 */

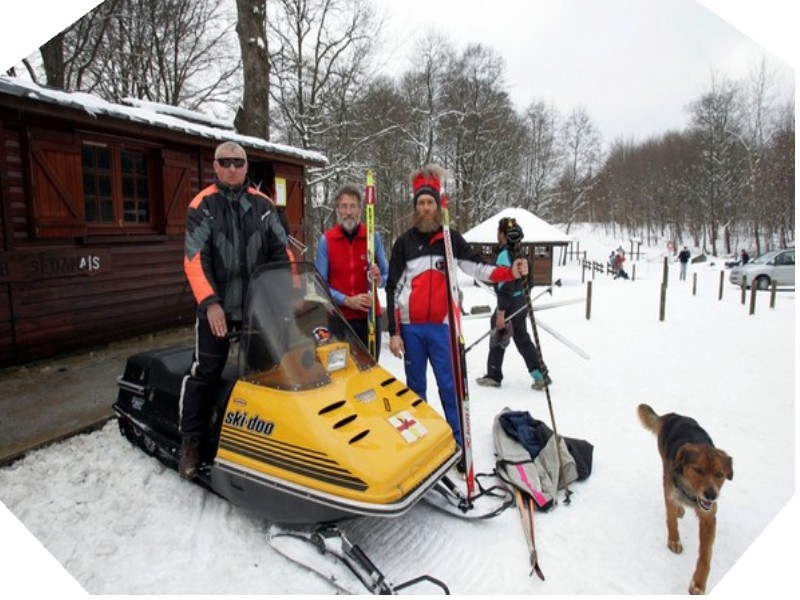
xmin=0 ymin=75 xmax=327 ymax=167
xmin=462 ymin=207 xmax=572 ymax=245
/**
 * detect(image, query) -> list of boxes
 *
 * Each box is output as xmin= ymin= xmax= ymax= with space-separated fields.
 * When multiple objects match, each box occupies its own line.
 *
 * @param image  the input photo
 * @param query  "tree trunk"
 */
xmin=40 ymin=32 xmax=66 ymax=89
xmin=234 ymin=0 xmax=270 ymax=139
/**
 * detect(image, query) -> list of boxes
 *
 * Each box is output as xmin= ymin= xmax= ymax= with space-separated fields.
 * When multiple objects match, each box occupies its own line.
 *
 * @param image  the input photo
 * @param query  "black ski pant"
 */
xmin=179 ymin=316 xmax=234 ymax=438
xmin=486 ymin=295 xmax=540 ymax=383
xmin=330 ymin=316 xmax=382 ymax=362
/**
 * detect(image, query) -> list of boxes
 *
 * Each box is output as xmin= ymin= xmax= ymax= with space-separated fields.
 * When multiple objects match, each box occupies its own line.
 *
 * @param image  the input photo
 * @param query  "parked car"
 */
xmin=729 ymin=248 xmax=795 ymax=289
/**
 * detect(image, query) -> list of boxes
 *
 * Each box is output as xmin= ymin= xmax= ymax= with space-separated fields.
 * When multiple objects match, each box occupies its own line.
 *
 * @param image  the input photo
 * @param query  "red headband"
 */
xmin=412 ymin=174 xmax=441 ymax=205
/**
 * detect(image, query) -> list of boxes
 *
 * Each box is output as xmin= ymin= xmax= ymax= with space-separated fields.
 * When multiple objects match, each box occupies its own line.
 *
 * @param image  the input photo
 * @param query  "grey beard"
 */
xmin=339 ymin=218 xmax=358 ymax=233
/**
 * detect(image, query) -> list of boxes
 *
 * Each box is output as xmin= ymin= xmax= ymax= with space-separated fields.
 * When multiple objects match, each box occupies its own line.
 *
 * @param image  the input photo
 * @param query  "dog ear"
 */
xmin=674 ymin=445 xmax=695 ymax=473
xmin=719 ymin=451 xmax=734 ymax=481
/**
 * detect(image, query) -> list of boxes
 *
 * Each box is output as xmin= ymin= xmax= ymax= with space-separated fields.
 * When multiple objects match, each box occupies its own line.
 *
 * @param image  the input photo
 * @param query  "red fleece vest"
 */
xmin=324 ymin=224 xmax=383 ymax=320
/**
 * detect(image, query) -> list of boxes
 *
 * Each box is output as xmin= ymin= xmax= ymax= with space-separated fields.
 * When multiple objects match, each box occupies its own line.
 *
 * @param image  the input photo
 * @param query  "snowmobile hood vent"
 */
xmin=318 ymin=400 xmax=347 ymax=415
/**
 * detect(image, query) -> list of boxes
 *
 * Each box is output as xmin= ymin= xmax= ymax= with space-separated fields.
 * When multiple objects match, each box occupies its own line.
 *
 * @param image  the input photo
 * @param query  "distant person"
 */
xmin=386 ymin=163 xmax=529 ymax=453
xmin=612 ymin=251 xmax=629 ymax=280
xmin=179 ymin=141 xmax=289 ymax=480
xmin=740 ymin=249 xmax=750 ymax=265
xmin=476 ymin=217 xmax=549 ymax=391
xmin=315 ymin=184 xmax=388 ymax=360
xmin=678 ymin=246 xmax=691 ymax=281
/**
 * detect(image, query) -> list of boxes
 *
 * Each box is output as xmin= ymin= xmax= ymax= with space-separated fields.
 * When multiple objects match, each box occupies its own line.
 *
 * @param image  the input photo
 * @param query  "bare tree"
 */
xmin=23 ymin=1 xmax=121 ymax=89
xmin=688 ymin=76 xmax=741 ymax=256
xmin=436 ymin=44 xmax=521 ymax=228
xmin=267 ymin=0 xmax=376 ymax=157
xmin=763 ymin=100 xmax=795 ymax=249
xmin=396 ymin=33 xmax=454 ymax=166
xmin=556 ymin=107 xmax=602 ymax=233
xmin=266 ymin=0 xmax=380 ymax=245
xmin=520 ymin=100 xmax=560 ymax=217
xmin=23 ymin=0 xmax=240 ymax=116
xmin=235 ymin=0 xmax=270 ymax=138
xmin=733 ymin=58 xmax=782 ymax=254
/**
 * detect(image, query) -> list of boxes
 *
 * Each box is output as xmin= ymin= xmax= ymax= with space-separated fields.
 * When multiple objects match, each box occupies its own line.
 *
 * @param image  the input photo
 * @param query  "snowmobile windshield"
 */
xmin=238 ymin=261 xmax=377 ymax=390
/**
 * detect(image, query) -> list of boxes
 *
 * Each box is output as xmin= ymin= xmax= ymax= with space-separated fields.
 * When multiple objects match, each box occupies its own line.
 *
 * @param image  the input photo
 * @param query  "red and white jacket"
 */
xmin=385 ymin=226 xmax=516 ymax=335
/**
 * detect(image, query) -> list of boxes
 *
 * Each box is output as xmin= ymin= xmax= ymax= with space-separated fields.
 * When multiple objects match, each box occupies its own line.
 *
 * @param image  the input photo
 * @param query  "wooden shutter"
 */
xmin=28 ymin=130 xmax=86 ymax=238
xmin=162 ymin=149 xmax=192 ymax=235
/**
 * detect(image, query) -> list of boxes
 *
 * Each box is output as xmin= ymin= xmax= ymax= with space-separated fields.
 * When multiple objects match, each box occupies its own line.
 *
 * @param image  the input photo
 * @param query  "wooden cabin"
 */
xmin=0 ymin=76 xmax=326 ymax=366
xmin=462 ymin=208 xmax=572 ymax=287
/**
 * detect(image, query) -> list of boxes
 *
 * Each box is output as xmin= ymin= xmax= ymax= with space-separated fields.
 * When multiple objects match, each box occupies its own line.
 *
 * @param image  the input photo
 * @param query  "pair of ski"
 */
xmin=441 ymin=205 xmax=551 ymax=582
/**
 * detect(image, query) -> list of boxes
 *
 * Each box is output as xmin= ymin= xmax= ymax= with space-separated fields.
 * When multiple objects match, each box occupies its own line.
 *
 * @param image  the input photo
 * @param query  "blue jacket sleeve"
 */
xmin=375 ymin=232 xmax=389 ymax=289
xmin=315 ymin=235 xmax=347 ymax=306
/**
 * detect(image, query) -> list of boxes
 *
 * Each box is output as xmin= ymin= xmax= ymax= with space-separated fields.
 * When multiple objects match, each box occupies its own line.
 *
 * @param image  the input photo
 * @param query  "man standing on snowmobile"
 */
xmin=476 ymin=218 xmax=549 ymax=391
xmin=179 ymin=141 xmax=289 ymax=479
xmin=315 ymin=184 xmax=389 ymax=360
xmin=385 ymin=164 xmax=529 ymax=452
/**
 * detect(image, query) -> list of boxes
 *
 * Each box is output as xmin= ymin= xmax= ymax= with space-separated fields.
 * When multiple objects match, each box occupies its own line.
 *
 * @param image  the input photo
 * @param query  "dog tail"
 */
xmin=637 ymin=403 xmax=661 ymax=434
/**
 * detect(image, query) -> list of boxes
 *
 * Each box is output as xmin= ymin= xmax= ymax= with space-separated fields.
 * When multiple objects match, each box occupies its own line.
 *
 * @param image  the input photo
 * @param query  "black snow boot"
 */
xmin=179 ymin=436 xmax=200 ymax=480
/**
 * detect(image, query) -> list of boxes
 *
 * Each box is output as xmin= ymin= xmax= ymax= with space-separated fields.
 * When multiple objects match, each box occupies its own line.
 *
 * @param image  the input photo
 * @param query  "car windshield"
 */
xmin=238 ymin=261 xmax=376 ymax=390
xmin=749 ymin=250 xmax=782 ymax=265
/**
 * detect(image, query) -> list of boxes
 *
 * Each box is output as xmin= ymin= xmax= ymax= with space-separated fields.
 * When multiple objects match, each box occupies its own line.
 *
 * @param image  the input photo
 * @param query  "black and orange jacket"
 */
xmin=184 ymin=178 xmax=289 ymax=321
xmin=385 ymin=226 xmax=516 ymax=336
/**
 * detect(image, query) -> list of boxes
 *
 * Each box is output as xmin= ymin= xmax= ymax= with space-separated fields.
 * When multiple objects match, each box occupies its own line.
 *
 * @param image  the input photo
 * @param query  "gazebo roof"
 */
xmin=462 ymin=207 xmax=572 ymax=245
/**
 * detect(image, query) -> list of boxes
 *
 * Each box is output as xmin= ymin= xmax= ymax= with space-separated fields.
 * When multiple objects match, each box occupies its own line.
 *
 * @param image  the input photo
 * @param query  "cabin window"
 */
xmin=81 ymin=141 xmax=152 ymax=229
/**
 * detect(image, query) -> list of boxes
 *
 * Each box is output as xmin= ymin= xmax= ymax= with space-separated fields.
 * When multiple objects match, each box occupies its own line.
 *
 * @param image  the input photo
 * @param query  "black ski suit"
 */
xmin=485 ymin=245 xmax=541 ymax=382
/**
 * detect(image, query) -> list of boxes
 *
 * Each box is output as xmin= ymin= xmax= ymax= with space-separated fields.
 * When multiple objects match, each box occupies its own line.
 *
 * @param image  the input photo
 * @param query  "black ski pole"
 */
xmin=464 ymin=279 xmax=562 ymax=354
xmin=520 ymin=259 xmax=573 ymax=505
xmin=498 ymin=218 xmax=572 ymax=505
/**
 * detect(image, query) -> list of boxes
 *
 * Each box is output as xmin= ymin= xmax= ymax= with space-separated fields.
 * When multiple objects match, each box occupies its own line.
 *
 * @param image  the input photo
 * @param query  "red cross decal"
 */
xmin=396 ymin=417 xmax=417 ymax=432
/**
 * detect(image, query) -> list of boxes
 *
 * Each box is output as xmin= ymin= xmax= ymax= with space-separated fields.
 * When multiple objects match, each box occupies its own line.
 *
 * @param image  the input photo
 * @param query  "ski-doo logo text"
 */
xmin=224 ymin=410 xmax=275 ymax=436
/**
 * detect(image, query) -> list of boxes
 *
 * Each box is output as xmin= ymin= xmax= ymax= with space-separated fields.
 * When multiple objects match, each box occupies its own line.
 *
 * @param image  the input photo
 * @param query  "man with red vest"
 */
xmin=315 ymin=184 xmax=389 ymax=360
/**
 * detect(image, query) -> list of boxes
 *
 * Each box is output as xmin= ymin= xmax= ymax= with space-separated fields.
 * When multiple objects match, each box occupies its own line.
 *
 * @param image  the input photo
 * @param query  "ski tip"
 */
xmin=366 ymin=170 xmax=374 ymax=186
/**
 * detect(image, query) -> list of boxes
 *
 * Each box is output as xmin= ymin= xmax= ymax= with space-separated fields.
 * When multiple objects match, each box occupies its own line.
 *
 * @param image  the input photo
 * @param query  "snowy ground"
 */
xmin=0 ymin=224 xmax=795 ymax=596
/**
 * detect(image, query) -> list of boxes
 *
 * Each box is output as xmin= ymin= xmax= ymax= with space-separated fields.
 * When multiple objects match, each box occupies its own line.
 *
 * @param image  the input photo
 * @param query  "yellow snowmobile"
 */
xmin=114 ymin=262 xmax=509 ymax=593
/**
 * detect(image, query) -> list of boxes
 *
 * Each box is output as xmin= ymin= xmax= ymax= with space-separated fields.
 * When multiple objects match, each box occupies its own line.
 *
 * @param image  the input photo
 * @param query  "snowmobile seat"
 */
xmin=146 ymin=347 xmax=194 ymax=398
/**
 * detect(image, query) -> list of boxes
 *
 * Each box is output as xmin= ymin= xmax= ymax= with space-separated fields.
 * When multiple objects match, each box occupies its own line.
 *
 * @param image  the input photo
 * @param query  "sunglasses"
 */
xmin=216 ymin=157 xmax=246 ymax=168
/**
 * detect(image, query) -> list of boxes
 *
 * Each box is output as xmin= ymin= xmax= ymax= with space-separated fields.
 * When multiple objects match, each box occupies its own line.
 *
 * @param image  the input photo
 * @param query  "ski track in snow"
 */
xmin=0 ymin=225 xmax=795 ymax=595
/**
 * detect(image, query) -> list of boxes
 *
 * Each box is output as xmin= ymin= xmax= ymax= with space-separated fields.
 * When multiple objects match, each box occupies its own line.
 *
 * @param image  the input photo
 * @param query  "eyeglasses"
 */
xmin=216 ymin=157 xmax=246 ymax=169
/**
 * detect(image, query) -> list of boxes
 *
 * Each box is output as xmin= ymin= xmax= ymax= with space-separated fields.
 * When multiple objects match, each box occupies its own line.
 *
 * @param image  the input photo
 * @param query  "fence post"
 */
xmin=585 ymin=281 xmax=592 ymax=320
xmin=740 ymin=275 xmax=747 ymax=304
xmin=718 ymin=271 xmax=724 ymax=300
xmin=631 ymin=263 xmax=636 ymax=281
xmin=749 ymin=284 xmax=757 ymax=315
xmin=662 ymin=256 xmax=669 ymax=288
xmin=659 ymin=282 xmax=667 ymax=321
xmin=692 ymin=273 xmax=697 ymax=296
xmin=770 ymin=280 xmax=777 ymax=308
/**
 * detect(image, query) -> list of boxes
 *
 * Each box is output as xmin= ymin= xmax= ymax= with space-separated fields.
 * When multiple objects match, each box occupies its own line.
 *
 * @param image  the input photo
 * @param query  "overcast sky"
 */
xmin=0 ymin=1 xmax=795 ymax=145
xmin=373 ymin=0 xmax=795 ymax=143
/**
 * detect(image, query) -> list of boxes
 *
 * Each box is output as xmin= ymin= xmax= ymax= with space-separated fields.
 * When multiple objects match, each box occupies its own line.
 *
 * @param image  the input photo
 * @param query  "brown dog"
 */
xmin=638 ymin=403 xmax=734 ymax=595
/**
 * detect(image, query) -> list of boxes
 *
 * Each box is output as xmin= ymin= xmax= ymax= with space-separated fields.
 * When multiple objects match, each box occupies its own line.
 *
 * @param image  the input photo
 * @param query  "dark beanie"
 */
xmin=412 ymin=173 xmax=441 ymax=206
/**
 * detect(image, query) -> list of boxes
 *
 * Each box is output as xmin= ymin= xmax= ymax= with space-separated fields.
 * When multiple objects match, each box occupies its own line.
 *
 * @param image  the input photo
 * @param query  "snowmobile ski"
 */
xmin=268 ymin=524 xmax=449 ymax=595
xmin=423 ymin=474 xmax=514 ymax=520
